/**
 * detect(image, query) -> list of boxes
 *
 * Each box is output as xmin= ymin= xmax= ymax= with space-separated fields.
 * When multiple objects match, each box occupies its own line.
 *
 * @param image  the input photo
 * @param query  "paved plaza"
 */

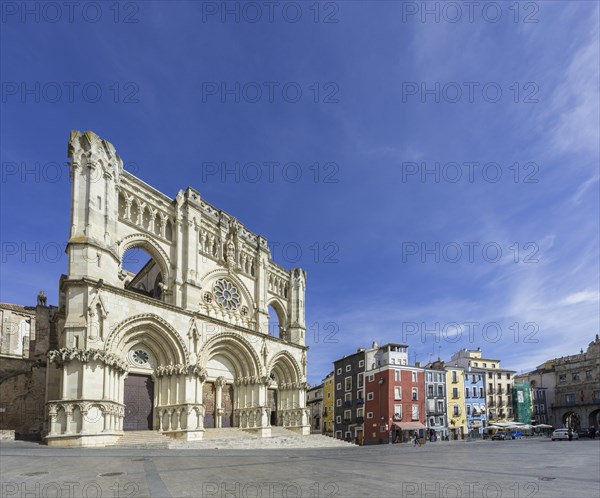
xmin=1 ymin=437 xmax=599 ymax=498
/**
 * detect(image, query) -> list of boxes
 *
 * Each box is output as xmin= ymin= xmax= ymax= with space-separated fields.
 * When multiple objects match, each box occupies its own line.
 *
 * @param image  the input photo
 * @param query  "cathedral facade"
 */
xmin=45 ymin=131 xmax=309 ymax=446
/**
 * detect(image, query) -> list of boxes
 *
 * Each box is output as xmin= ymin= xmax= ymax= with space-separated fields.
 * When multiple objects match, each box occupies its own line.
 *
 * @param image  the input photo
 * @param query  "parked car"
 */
xmin=492 ymin=431 xmax=509 ymax=440
xmin=576 ymin=428 xmax=589 ymax=438
xmin=551 ymin=428 xmax=579 ymax=441
xmin=511 ymin=431 xmax=523 ymax=439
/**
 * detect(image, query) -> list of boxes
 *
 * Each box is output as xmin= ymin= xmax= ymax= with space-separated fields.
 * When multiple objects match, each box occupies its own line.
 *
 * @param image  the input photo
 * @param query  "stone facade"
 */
xmin=44 ymin=131 xmax=309 ymax=447
xmin=306 ymin=384 xmax=323 ymax=434
xmin=424 ymin=366 xmax=448 ymax=440
xmin=0 ymin=299 xmax=57 ymax=439
xmin=322 ymin=371 xmax=334 ymax=436
xmin=551 ymin=336 xmax=600 ymax=430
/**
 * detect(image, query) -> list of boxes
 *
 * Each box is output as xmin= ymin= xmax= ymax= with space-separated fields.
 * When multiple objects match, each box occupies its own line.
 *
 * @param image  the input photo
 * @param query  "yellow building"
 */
xmin=322 ymin=371 xmax=334 ymax=436
xmin=446 ymin=366 xmax=467 ymax=440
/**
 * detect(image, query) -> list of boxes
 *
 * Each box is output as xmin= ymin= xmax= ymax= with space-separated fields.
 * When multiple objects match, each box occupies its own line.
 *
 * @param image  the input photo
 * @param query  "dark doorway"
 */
xmin=203 ymin=382 xmax=216 ymax=428
xmin=221 ymin=384 xmax=234 ymax=428
xmin=123 ymin=374 xmax=154 ymax=431
xmin=268 ymin=389 xmax=278 ymax=426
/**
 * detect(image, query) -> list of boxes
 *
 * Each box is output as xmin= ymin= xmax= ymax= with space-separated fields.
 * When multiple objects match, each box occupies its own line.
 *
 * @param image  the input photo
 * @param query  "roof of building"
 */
xmin=0 ymin=303 xmax=36 ymax=314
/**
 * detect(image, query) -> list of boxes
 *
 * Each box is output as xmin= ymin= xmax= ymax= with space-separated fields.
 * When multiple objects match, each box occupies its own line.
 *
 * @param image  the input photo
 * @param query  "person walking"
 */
xmin=568 ymin=427 xmax=573 ymax=441
xmin=413 ymin=432 xmax=421 ymax=447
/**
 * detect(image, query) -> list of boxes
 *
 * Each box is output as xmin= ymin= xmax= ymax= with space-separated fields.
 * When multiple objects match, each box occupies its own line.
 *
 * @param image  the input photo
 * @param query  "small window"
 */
xmin=346 ymin=365 xmax=351 ymax=372
xmin=336 ymin=399 xmax=341 ymax=407
xmin=412 ymin=371 xmax=417 ymax=382
xmin=336 ymin=383 xmax=341 ymax=391
xmin=358 ymin=360 xmax=364 ymax=368
xmin=357 ymin=407 xmax=364 ymax=417
xmin=367 ymin=392 xmax=374 ymax=401
xmin=367 ymin=412 xmax=373 ymax=419
xmin=395 ymin=387 xmax=402 ymax=400
xmin=344 ymin=410 xmax=351 ymax=420
xmin=465 ymin=388 xmax=470 ymax=398
xmin=483 ymin=363 xmax=487 ymax=368
xmin=337 ymin=368 xmax=342 ymax=375
xmin=395 ymin=370 xmax=401 ymax=382
xmin=336 ymin=416 xmax=341 ymax=423
xmin=558 ymin=374 xmax=566 ymax=383
xmin=368 ymin=374 xmax=374 ymax=382
xmin=412 ymin=388 xmax=418 ymax=401
xmin=345 ymin=377 xmax=352 ymax=391
xmin=344 ymin=393 xmax=352 ymax=402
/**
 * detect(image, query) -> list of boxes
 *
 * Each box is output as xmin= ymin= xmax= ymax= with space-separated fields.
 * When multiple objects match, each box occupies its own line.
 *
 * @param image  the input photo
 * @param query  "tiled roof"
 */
xmin=0 ymin=302 xmax=36 ymax=314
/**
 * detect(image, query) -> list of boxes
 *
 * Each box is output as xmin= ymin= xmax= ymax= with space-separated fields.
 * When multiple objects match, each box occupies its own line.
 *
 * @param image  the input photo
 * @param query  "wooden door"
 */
xmin=123 ymin=374 xmax=154 ymax=431
xmin=203 ymin=382 xmax=216 ymax=428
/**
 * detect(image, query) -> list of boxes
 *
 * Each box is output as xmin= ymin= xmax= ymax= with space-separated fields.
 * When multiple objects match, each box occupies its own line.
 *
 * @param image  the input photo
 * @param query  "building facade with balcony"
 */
xmin=424 ymin=365 xmax=448 ymax=441
xmin=464 ymin=370 xmax=487 ymax=437
xmin=333 ymin=350 xmax=366 ymax=443
xmin=364 ymin=345 xmax=425 ymax=445
xmin=322 ymin=371 xmax=334 ymax=436
xmin=444 ymin=364 xmax=467 ymax=440
xmin=450 ymin=348 xmax=515 ymax=424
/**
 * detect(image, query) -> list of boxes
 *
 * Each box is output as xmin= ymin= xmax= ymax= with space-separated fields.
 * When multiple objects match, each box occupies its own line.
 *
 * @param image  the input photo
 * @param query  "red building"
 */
xmin=363 ymin=347 xmax=426 ymax=444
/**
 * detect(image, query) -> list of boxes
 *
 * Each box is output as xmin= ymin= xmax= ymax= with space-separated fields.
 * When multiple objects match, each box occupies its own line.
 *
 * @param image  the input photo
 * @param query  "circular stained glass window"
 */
xmin=214 ymin=279 xmax=240 ymax=310
xmin=131 ymin=349 xmax=150 ymax=367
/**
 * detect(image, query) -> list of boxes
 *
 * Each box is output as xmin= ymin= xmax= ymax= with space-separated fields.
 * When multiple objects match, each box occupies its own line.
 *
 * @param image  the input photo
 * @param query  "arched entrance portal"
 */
xmin=589 ymin=409 xmax=600 ymax=428
xmin=123 ymin=374 xmax=154 ymax=431
xmin=562 ymin=411 xmax=580 ymax=430
xmin=268 ymin=388 xmax=278 ymax=425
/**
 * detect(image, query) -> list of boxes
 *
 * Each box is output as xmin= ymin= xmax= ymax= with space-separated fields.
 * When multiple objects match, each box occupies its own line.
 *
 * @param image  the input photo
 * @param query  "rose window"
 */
xmin=130 ymin=349 xmax=150 ymax=367
xmin=214 ymin=279 xmax=240 ymax=310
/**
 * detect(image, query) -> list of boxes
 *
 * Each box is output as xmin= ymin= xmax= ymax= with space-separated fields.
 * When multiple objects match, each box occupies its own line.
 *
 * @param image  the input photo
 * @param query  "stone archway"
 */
xmin=562 ymin=411 xmax=580 ymax=430
xmin=589 ymin=409 xmax=600 ymax=428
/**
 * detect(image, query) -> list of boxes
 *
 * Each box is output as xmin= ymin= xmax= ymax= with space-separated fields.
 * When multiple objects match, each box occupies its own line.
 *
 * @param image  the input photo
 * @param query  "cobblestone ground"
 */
xmin=1 ymin=437 xmax=599 ymax=497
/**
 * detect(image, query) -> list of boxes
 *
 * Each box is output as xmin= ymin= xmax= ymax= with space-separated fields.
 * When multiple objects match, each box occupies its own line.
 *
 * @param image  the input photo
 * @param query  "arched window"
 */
xmin=122 ymin=247 xmax=163 ymax=300
xmin=268 ymin=303 xmax=285 ymax=339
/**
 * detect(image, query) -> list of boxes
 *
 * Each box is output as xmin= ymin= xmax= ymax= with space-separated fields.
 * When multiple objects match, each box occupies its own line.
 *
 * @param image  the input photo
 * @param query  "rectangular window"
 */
xmin=357 ymin=373 xmax=364 ymax=388
xmin=380 ymin=425 xmax=387 ymax=433
xmin=497 ymin=373 xmax=502 ymax=379
xmin=395 ymin=387 xmax=402 ymax=400
xmin=336 ymin=416 xmax=341 ymax=423
xmin=465 ymin=374 xmax=469 ymax=382
xmin=412 ymin=388 xmax=418 ymax=401
xmin=411 ymin=405 xmax=419 ymax=420
xmin=337 ymin=368 xmax=342 ymax=375
xmin=358 ymin=360 xmax=364 ymax=368
xmin=356 ymin=390 xmax=364 ymax=401
xmin=479 ymin=387 xmax=484 ymax=398
xmin=368 ymin=374 xmax=374 ymax=382
xmin=346 ymin=365 xmax=351 ymax=372
xmin=345 ymin=377 xmax=352 ymax=391
xmin=367 ymin=392 xmax=374 ymax=401
xmin=426 ymin=372 xmax=433 ymax=381
xmin=452 ymin=371 xmax=458 ymax=383
xmin=572 ymin=372 xmax=580 ymax=381
xmin=452 ymin=388 xmax=458 ymax=399
xmin=344 ymin=410 xmax=351 ymax=421
xmin=427 ymin=385 xmax=434 ymax=397
xmin=438 ymin=385 xmax=444 ymax=397
xmin=453 ymin=405 xmax=460 ymax=416
xmin=97 ymin=196 xmax=102 ymax=209
xmin=437 ymin=373 xmax=443 ymax=382
xmin=466 ymin=405 xmax=471 ymax=415
xmin=412 ymin=371 xmax=417 ymax=382
xmin=336 ymin=399 xmax=341 ymax=407
xmin=344 ymin=393 xmax=352 ymax=403
xmin=336 ymin=383 xmax=341 ymax=391
xmin=465 ymin=387 xmax=470 ymax=398
xmin=394 ymin=404 xmax=402 ymax=420
xmin=586 ymin=370 xmax=592 ymax=379
xmin=559 ymin=374 xmax=566 ymax=383
xmin=437 ymin=400 xmax=444 ymax=413
xmin=367 ymin=412 xmax=373 ymax=419
xmin=540 ymin=404 xmax=546 ymax=413
xmin=565 ymin=393 xmax=575 ymax=405
xmin=395 ymin=370 xmax=400 ymax=382
xmin=357 ymin=408 xmax=364 ymax=417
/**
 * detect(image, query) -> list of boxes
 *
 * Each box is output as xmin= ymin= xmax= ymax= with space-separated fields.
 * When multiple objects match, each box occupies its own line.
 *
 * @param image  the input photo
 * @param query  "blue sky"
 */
xmin=1 ymin=1 xmax=598 ymax=385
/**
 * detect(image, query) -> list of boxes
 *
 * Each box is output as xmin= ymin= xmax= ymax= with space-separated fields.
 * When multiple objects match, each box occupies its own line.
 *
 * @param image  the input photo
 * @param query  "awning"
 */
xmin=395 ymin=422 xmax=426 ymax=430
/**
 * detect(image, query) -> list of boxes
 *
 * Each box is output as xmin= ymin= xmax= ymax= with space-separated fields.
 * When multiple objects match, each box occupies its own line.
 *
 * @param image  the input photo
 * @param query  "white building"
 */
xmin=44 ymin=131 xmax=309 ymax=447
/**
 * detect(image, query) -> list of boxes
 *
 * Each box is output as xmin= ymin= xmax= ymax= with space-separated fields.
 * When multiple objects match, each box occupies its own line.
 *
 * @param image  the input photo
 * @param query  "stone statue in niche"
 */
xmin=37 ymin=290 xmax=47 ymax=306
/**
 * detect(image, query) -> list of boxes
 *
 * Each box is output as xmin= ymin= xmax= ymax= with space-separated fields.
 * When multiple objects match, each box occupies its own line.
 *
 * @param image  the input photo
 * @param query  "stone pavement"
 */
xmin=1 ymin=437 xmax=599 ymax=497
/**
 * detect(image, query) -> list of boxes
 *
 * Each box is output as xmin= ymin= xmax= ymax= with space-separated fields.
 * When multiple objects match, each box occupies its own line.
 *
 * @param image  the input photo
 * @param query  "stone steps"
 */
xmin=109 ymin=431 xmax=173 ymax=448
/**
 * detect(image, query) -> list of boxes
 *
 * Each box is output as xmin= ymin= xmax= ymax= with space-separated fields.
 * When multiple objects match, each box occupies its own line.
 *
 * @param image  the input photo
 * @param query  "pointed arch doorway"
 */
xmin=123 ymin=374 xmax=154 ymax=431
